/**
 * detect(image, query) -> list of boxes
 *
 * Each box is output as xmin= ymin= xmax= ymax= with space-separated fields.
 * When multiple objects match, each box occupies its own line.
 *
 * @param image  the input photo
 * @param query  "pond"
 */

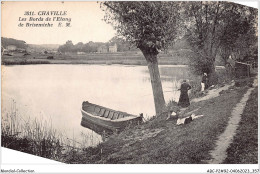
xmin=1 ymin=64 xmax=191 ymax=147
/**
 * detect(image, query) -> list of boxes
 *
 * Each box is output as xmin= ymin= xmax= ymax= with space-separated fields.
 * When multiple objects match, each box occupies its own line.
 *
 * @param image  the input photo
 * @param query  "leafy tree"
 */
xmin=75 ymin=42 xmax=84 ymax=52
xmin=58 ymin=40 xmax=74 ymax=53
xmin=58 ymin=40 xmax=106 ymax=53
xmin=108 ymin=36 xmax=137 ymax=52
xmin=101 ymin=1 xmax=181 ymax=114
xmin=184 ymin=1 xmax=257 ymax=83
xmin=218 ymin=3 xmax=258 ymax=64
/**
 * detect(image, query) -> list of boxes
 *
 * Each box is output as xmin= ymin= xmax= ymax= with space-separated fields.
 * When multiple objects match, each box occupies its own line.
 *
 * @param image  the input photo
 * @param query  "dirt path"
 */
xmin=206 ymin=77 xmax=257 ymax=164
xmin=191 ymin=82 xmax=234 ymax=103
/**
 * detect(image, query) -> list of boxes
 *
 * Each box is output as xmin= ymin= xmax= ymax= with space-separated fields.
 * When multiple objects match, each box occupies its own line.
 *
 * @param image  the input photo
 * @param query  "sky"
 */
xmin=1 ymin=1 xmax=116 ymax=45
xmin=1 ymin=1 xmax=258 ymax=45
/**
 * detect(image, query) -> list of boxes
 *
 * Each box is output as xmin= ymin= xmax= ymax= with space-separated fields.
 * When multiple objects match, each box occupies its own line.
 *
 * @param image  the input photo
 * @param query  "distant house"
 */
xmin=77 ymin=51 xmax=86 ymax=55
xmin=6 ymin=45 xmax=17 ymax=51
xmin=97 ymin=45 xmax=108 ymax=53
xmin=50 ymin=50 xmax=58 ymax=54
xmin=109 ymin=44 xmax=117 ymax=53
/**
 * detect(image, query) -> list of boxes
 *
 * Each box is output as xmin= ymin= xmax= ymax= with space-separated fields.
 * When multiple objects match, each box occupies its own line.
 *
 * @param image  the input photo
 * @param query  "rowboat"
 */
xmin=81 ymin=101 xmax=143 ymax=134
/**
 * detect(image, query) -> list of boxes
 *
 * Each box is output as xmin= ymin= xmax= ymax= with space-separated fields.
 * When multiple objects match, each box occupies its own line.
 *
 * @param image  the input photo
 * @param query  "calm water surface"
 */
xmin=2 ymin=64 xmax=190 ymax=146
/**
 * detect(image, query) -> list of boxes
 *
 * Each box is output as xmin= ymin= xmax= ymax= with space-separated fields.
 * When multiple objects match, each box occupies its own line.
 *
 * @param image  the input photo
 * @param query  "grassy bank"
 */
xmin=1 ymin=51 xmax=193 ymax=66
xmin=1 ymin=57 xmax=186 ymax=66
xmin=223 ymin=87 xmax=258 ymax=164
xmin=64 ymin=80 xmax=252 ymax=164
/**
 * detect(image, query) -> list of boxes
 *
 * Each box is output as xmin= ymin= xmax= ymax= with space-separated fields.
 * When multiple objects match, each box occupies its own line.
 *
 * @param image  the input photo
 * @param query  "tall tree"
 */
xmin=101 ymin=1 xmax=181 ymax=115
xmin=184 ymin=1 xmax=225 ymax=84
xmin=218 ymin=3 xmax=258 ymax=64
xmin=184 ymin=1 xmax=257 ymax=83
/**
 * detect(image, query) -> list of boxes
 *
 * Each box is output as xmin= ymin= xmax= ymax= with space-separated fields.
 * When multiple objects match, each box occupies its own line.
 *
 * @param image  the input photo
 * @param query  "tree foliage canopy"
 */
xmin=183 ymin=1 xmax=257 ymax=75
xmin=101 ymin=1 xmax=181 ymax=59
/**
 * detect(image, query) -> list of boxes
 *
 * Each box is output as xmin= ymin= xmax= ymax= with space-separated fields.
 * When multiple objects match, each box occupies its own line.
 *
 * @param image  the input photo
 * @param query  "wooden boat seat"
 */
xmin=104 ymin=110 xmax=110 ymax=118
xmin=108 ymin=112 xmax=114 ymax=119
xmin=113 ymin=113 xmax=119 ymax=120
xmin=118 ymin=114 xmax=124 ymax=119
xmin=99 ymin=108 xmax=106 ymax=117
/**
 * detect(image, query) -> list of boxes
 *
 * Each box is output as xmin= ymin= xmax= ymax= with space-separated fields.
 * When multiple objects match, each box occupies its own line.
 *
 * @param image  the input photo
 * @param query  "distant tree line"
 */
xmin=1 ymin=37 xmax=28 ymax=49
xmin=57 ymin=36 xmax=138 ymax=53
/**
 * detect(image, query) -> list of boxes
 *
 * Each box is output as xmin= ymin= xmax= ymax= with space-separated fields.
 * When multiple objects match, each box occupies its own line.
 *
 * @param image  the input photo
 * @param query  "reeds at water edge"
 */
xmin=1 ymin=100 xmax=102 ymax=163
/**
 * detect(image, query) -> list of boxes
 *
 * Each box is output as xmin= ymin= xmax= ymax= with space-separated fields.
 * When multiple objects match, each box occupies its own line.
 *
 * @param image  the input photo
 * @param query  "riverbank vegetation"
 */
xmin=64 ymin=76 xmax=255 ymax=164
xmin=1 ymin=102 xmax=101 ymax=163
xmin=2 ymin=106 xmax=63 ymax=161
xmin=2 ymin=75 xmax=256 ymax=164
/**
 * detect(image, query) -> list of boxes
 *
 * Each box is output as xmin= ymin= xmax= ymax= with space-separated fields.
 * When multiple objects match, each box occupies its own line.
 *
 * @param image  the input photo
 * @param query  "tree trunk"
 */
xmin=208 ymin=62 xmax=218 ymax=86
xmin=147 ymin=60 xmax=166 ymax=115
xmin=141 ymin=50 xmax=166 ymax=115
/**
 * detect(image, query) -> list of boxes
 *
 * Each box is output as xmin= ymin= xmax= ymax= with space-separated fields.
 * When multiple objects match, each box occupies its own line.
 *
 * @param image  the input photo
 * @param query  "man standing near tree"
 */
xmin=201 ymin=73 xmax=208 ymax=91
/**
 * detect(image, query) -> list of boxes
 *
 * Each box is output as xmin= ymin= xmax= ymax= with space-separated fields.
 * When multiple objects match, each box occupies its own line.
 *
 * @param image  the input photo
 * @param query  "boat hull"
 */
xmin=80 ymin=102 xmax=143 ymax=134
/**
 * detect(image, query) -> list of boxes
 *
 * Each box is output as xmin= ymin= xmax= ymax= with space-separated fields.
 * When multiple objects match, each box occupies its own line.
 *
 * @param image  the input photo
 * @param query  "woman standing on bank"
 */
xmin=178 ymin=80 xmax=191 ymax=108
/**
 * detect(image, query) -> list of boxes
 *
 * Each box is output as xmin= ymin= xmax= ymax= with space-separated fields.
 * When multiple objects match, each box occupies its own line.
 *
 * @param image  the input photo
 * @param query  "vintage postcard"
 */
xmin=1 ymin=1 xmax=258 ymax=173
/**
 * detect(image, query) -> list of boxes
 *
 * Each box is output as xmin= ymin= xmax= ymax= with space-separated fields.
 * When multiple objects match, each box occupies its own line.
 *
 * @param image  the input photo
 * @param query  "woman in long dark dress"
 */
xmin=178 ymin=80 xmax=191 ymax=108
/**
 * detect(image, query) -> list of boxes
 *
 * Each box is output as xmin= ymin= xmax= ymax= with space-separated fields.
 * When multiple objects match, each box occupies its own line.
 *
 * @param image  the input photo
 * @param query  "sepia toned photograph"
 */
xmin=1 ymin=0 xmax=258 ymax=172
